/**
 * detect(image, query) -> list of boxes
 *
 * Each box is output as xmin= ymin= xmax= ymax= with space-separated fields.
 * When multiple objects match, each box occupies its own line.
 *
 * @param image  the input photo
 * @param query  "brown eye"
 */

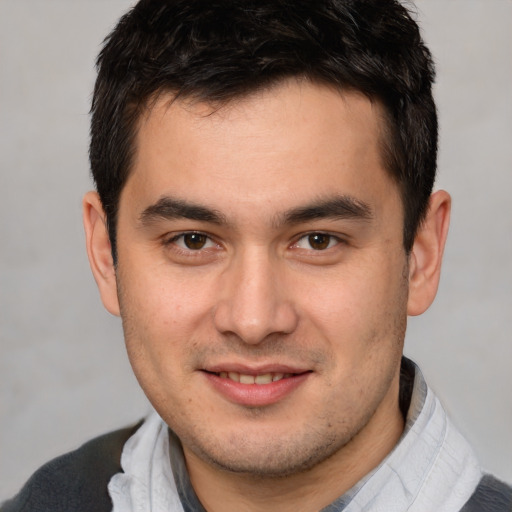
xmin=183 ymin=233 xmax=208 ymax=250
xmin=308 ymin=233 xmax=331 ymax=250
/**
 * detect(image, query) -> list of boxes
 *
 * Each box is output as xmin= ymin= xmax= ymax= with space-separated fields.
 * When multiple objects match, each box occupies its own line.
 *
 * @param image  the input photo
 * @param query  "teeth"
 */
xmin=228 ymin=372 xmax=240 ymax=382
xmin=218 ymin=372 xmax=293 ymax=385
xmin=255 ymin=373 xmax=273 ymax=384
xmin=239 ymin=374 xmax=255 ymax=384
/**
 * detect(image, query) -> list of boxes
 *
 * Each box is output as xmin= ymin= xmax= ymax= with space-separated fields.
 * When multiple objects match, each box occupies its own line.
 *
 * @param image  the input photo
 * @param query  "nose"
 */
xmin=213 ymin=250 xmax=299 ymax=344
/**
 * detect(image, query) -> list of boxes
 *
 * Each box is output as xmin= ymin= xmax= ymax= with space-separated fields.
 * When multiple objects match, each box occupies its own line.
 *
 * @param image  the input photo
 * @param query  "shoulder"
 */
xmin=460 ymin=474 xmax=512 ymax=512
xmin=1 ymin=421 xmax=143 ymax=512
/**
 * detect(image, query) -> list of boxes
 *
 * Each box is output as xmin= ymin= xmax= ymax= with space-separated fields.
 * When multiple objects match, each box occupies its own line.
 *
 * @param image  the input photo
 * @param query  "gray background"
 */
xmin=1 ymin=0 xmax=511 ymax=499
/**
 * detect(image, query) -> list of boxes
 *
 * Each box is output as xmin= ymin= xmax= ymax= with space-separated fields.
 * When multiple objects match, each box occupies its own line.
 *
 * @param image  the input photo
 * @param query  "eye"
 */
xmin=294 ymin=233 xmax=339 ymax=251
xmin=169 ymin=232 xmax=217 ymax=251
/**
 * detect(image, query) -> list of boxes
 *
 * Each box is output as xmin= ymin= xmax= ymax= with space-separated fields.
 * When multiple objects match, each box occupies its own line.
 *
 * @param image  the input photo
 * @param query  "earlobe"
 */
xmin=407 ymin=190 xmax=451 ymax=316
xmin=83 ymin=191 xmax=120 ymax=316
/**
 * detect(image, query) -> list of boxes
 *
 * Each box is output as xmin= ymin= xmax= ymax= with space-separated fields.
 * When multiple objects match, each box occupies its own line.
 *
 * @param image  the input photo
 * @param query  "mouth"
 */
xmin=210 ymin=371 xmax=297 ymax=385
xmin=202 ymin=368 xmax=312 ymax=406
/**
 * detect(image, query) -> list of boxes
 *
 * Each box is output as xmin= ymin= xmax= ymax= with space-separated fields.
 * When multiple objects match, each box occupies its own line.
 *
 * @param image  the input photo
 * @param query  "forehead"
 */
xmin=140 ymin=81 xmax=386 ymax=150
xmin=124 ymin=80 xmax=397 ymax=220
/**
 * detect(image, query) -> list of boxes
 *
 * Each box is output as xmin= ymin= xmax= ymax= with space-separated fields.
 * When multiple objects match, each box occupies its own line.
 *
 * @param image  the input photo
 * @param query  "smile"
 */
xmin=216 ymin=372 xmax=294 ymax=384
xmin=203 ymin=369 xmax=311 ymax=407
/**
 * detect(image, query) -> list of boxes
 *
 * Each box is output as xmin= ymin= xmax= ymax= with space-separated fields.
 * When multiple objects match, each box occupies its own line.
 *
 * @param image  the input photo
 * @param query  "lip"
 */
xmin=201 ymin=365 xmax=312 ymax=407
xmin=205 ymin=362 xmax=310 ymax=375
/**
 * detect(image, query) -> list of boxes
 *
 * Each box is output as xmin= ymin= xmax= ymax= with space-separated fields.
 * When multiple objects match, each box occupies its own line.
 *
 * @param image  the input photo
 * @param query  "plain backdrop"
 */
xmin=1 ymin=0 xmax=511 ymax=499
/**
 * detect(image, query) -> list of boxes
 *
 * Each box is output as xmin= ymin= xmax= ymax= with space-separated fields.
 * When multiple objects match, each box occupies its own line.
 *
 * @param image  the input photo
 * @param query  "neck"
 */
xmin=184 ymin=374 xmax=405 ymax=512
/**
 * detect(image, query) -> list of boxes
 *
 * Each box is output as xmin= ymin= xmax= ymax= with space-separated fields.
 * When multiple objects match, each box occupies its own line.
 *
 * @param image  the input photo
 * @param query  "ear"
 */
xmin=83 ymin=191 xmax=120 ymax=316
xmin=407 ymin=190 xmax=451 ymax=316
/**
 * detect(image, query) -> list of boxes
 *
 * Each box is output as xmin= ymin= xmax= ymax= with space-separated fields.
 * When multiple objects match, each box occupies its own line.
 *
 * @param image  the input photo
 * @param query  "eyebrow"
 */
xmin=139 ymin=194 xmax=373 ymax=228
xmin=139 ymin=197 xmax=228 ymax=225
xmin=279 ymin=196 xmax=373 ymax=226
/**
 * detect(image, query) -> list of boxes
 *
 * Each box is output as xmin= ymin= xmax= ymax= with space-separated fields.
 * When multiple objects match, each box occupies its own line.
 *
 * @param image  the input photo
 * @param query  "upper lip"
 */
xmin=203 ymin=363 xmax=311 ymax=375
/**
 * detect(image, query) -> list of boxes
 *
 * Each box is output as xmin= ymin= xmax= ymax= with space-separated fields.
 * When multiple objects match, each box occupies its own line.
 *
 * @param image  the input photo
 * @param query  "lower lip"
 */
xmin=203 ymin=372 xmax=311 ymax=407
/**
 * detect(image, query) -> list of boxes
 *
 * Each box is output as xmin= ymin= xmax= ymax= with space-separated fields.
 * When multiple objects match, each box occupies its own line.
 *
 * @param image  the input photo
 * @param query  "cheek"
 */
xmin=297 ymin=255 xmax=407 ymax=351
xmin=118 ymin=284 xmax=202 ymax=415
xmin=121 ymin=262 xmax=214 ymax=329
xmin=117 ymin=270 xmax=203 ymax=372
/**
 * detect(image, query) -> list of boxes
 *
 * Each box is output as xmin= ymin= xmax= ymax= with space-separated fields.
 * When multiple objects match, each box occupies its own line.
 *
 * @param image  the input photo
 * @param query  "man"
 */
xmin=2 ymin=0 xmax=511 ymax=511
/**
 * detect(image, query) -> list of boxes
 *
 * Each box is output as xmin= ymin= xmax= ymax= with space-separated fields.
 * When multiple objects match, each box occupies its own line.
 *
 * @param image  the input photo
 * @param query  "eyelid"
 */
xmin=164 ymin=231 xmax=220 ymax=250
xmin=291 ymin=231 xmax=344 ymax=251
xmin=162 ymin=230 xmax=347 ymax=253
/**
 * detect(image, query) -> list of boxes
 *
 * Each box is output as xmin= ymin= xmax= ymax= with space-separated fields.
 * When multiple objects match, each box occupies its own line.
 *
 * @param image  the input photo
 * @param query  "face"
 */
xmin=112 ymin=81 xmax=410 ymax=476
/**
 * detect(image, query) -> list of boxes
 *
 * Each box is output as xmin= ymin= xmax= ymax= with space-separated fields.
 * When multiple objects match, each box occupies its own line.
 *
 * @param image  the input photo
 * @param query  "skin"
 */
xmin=84 ymin=80 xmax=450 ymax=512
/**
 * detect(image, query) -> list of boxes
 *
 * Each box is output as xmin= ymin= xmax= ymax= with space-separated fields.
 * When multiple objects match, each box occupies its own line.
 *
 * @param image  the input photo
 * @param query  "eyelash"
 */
xmin=292 ymin=232 xmax=343 ymax=251
xmin=164 ymin=231 xmax=219 ymax=252
xmin=164 ymin=231 xmax=344 ymax=253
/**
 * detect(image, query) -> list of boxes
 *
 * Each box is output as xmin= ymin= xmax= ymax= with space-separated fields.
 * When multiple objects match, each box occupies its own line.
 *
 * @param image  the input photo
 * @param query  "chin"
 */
xmin=181 ymin=423 xmax=354 ymax=478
